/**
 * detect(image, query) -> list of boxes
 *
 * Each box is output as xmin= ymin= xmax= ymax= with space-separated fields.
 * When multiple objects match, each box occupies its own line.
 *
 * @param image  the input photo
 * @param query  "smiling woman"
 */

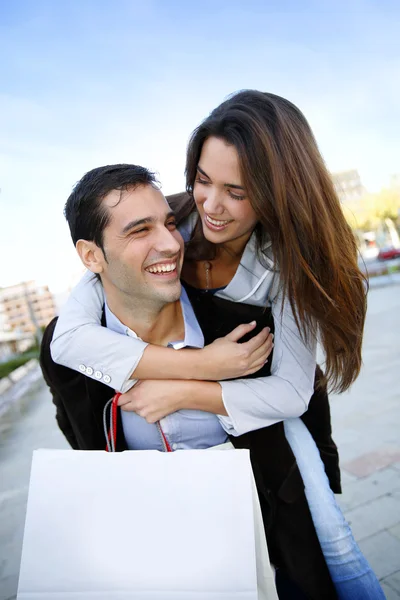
xmin=194 ymin=138 xmax=258 ymax=248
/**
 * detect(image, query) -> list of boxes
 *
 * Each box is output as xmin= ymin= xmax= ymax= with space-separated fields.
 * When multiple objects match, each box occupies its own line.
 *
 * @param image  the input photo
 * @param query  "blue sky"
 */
xmin=1 ymin=0 xmax=399 ymax=292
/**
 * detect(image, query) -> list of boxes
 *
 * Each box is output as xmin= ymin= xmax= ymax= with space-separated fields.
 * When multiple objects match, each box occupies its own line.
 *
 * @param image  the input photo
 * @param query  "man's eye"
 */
xmin=167 ymin=221 xmax=177 ymax=230
xmin=132 ymin=228 xmax=148 ymax=235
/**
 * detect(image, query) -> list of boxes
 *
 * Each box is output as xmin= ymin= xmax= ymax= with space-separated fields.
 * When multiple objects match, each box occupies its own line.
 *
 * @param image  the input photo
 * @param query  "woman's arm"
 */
xmin=117 ymin=379 xmax=227 ymax=423
xmin=119 ymin=293 xmax=316 ymax=434
xmin=50 ymin=271 xmax=145 ymax=392
xmin=51 ymin=272 xmax=272 ymax=391
xmin=217 ymin=292 xmax=316 ymax=435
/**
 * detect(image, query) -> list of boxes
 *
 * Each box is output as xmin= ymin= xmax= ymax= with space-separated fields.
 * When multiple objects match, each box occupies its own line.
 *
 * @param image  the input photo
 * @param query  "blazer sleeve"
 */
xmin=218 ymin=291 xmax=317 ymax=436
xmin=50 ymin=270 xmax=148 ymax=392
xmin=40 ymin=318 xmax=80 ymax=449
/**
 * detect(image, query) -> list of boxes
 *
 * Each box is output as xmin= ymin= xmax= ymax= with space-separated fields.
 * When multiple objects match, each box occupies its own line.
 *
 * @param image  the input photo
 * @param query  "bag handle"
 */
xmin=103 ymin=393 xmax=172 ymax=453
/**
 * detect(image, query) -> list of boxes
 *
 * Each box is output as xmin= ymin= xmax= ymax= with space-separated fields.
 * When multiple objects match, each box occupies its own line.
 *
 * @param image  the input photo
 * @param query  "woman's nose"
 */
xmin=203 ymin=190 xmax=224 ymax=216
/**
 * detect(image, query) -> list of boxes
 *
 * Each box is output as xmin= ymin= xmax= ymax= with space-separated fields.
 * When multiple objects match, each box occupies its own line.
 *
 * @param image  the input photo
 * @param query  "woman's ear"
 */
xmin=76 ymin=239 xmax=105 ymax=274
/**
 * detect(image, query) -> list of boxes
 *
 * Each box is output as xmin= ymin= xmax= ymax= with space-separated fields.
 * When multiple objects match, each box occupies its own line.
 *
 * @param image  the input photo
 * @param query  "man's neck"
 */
xmin=105 ymin=293 xmax=184 ymax=346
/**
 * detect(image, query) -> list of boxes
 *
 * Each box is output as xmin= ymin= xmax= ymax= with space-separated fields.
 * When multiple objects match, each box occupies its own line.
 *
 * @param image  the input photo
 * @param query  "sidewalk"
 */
xmin=331 ymin=284 xmax=400 ymax=598
xmin=0 ymin=284 xmax=399 ymax=600
xmin=0 ymin=384 xmax=68 ymax=600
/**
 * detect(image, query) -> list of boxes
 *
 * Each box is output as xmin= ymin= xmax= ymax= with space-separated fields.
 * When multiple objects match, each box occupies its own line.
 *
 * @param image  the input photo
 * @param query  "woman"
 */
xmin=51 ymin=91 xmax=383 ymax=599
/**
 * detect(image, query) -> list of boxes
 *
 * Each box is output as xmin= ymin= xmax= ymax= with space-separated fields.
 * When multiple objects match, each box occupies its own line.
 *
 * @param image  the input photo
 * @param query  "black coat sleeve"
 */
xmin=40 ymin=318 xmax=80 ymax=449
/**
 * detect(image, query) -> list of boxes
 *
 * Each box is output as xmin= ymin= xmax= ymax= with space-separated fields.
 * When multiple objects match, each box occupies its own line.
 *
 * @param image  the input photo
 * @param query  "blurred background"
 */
xmin=1 ymin=1 xmax=399 ymax=599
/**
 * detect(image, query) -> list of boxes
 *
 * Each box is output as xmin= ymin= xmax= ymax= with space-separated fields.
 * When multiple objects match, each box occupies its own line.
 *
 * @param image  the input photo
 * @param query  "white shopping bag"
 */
xmin=17 ymin=449 xmax=261 ymax=600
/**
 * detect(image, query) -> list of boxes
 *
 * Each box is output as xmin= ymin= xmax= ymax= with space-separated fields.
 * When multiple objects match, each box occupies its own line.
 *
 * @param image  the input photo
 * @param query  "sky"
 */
xmin=0 ymin=0 xmax=399 ymax=293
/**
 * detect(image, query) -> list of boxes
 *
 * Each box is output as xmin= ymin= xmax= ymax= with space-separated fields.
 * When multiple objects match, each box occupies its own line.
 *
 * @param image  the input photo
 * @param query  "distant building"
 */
xmin=331 ymin=169 xmax=365 ymax=204
xmin=0 ymin=330 xmax=34 ymax=362
xmin=0 ymin=281 xmax=56 ymax=335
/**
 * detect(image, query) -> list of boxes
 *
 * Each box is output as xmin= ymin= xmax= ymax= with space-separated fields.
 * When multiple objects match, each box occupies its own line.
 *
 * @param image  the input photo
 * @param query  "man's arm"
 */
xmin=40 ymin=318 xmax=80 ymax=449
xmin=51 ymin=388 xmax=80 ymax=449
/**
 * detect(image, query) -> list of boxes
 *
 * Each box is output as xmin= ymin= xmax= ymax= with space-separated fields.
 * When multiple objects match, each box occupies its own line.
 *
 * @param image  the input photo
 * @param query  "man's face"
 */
xmin=98 ymin=185 xmax=184 ymax=309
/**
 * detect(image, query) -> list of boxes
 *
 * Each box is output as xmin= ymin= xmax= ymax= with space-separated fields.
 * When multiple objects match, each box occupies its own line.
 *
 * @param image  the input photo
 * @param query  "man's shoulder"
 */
xmin=40 ymin=316 xmax=58 ymax=369
xmin=40 ymin=317 xmax=82 ymax=385
xmin=43 ymin=316 xmax=58 ymax=344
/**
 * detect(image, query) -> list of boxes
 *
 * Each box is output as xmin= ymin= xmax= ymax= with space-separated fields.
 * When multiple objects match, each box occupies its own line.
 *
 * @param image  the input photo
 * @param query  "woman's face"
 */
xmin=193 ymin=136 xmax=258 ymax=252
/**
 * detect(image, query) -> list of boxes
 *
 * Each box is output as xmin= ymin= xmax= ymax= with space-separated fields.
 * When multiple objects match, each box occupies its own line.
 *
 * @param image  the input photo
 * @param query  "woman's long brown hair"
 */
xmin=176 ymin=90 xmax=367 ymax=393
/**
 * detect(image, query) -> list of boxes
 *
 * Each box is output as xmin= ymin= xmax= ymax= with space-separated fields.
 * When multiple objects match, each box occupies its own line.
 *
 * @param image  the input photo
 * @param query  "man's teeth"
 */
xmin=206 ymin=215 xmax=230 ymax=226
xmin=146 ymin=263 xmax=176 ymax=274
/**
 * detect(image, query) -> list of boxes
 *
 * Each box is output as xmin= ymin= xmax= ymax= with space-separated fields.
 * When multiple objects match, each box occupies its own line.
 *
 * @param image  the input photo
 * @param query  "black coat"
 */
xmin=40 ymin=294 xmax=339 ymax=600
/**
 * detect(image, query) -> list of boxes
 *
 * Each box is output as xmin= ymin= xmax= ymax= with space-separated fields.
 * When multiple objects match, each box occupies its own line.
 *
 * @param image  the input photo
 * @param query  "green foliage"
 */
xmin=0 ymin=356 xmax=31 ymax=379
xmin=344 ymin=188 xmax=400 ymax=231
xmin=0 ymin=348 xmax=39 ymax=379
xmin=21 ymin=347 xmax=40 ymax=360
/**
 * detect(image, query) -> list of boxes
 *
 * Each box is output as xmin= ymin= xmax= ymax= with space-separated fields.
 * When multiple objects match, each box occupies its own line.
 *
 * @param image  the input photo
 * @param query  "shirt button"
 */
xmin=172 ymin=443 xmax=178 ymax=450
xmin=79 ymin=364 xmax=86 ymax=373
xmin=85 ymin=366 xmax=94 ymax=376
xmin=103 ymin=375 xmax=111 ymax=384
xmin=94 ymin=370 xmax=103 ymax=380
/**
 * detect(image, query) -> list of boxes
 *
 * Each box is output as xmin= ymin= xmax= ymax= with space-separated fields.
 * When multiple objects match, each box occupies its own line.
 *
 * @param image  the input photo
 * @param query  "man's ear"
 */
xmin=76 ymin=239 xmax=105 ymax=274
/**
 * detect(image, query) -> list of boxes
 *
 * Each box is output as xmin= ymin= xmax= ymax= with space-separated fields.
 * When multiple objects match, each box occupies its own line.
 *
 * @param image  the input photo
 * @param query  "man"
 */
xmin=41 ymin=164 xmax=269 ymax=451
xmin=40 ymin=164 xmax=337 ymax=599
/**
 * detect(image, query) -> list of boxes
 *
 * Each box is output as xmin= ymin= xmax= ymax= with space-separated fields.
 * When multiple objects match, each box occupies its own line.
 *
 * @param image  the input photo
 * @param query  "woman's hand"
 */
xmin=118 ymin=379 xmax=227 ymax=421
xmin=198 ymin=323 xmax=274 ymax=380
xmin=118 ymin=380 xmax=193 ymax=422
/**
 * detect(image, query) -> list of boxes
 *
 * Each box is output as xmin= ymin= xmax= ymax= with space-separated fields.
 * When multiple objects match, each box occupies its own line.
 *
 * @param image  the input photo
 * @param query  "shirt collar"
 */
xmin=104 ymin=286 xmax=204 ymax=350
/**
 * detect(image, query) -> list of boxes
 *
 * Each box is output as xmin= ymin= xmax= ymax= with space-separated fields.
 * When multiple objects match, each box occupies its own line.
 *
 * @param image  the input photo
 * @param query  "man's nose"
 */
xmin=154 ymin=226 xmax=182 ymax=254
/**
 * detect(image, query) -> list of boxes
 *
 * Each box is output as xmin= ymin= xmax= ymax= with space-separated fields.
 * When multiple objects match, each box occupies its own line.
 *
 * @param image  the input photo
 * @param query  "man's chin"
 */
xmin=154 ymin=279 xmax=182 ymax=303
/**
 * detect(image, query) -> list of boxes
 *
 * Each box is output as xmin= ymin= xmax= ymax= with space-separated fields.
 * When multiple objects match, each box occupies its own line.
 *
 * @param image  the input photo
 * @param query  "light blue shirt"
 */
xmin=105 ymin=287 xmax=228 ymax=451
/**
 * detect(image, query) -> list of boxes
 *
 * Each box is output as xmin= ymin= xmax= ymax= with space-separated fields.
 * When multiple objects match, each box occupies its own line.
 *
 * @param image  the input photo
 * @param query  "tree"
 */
xmin=343 ymin=187 xmax=400 ymax=232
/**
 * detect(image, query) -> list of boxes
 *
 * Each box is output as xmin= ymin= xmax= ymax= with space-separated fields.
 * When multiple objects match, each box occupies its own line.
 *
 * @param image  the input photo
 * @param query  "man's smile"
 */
xmin=144 ymin=258 xmax=179 ymax=277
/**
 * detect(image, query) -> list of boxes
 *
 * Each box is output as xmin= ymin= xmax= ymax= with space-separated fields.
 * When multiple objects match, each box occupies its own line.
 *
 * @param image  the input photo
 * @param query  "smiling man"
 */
xmin=74 ymin=172 xmax=185 ymax=349
xmin=40 ymin=163 xmax=269 ymax=451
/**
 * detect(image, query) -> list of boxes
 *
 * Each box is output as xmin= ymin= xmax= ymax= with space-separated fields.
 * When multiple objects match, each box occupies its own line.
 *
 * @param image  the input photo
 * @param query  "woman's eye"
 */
xmin=228 ymin=190 xmax=246 ymax=201
xmin=167 ymin=221 xmax=177 ymax=230
xmin=195 ymin=177 xmax=210 ymax=185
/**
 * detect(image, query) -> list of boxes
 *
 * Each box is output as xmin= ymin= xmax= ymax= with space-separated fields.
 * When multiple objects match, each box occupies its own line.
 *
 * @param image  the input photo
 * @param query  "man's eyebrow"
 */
xmin=197 ymin=165 xmax=244 ymax=190
xmin=121 ymin=211 xmax=176 ymax=234
xmin=122 ymin=217 xmax=154 ymax=234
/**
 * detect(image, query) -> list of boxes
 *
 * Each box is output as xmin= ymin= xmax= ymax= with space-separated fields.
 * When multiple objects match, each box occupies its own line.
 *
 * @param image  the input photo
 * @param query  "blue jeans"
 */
xmin=284 ymin=418 xmax=385 ymax=600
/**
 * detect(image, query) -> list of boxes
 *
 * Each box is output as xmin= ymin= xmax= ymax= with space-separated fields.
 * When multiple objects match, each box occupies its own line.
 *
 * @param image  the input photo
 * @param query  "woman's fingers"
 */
xmin=250 ymin=333 xmax=274 ymax=364
xmin=224 ymin=321 xmax=258 ymax=342
xmin=242 ymin=334 xmax=274 ymax=375
xmin=240 ymin=326 xmax=271 ymax=354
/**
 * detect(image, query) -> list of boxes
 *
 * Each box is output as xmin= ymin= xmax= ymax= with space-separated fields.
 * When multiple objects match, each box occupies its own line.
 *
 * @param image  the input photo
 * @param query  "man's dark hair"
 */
xmin=64 ymin=164 xmax=158 ymax=253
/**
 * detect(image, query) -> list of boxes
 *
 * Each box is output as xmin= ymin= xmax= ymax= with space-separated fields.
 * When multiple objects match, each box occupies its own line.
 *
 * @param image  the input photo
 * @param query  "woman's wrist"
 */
xmin=132 ymin=345 xmax=214 ymax=381
xmin=176 ymin=380 xmax=227 ymax=415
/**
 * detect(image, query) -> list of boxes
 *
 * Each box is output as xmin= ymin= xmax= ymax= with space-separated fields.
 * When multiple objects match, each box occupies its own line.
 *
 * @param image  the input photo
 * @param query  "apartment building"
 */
xmin=331 ymin=169 xmax=365 ymax=204
xmin=0 ymin=281 xmax=56 ymax=335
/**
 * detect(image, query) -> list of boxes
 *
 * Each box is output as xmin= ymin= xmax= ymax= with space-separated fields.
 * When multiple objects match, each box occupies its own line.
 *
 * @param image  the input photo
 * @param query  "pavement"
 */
xmin=0 ymin=282 xmax=399 ymax=600
xmin=331 ymin=282 xmax=400 ymax=599
xmin=0 ymin=361 xmax=43 ymax=420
